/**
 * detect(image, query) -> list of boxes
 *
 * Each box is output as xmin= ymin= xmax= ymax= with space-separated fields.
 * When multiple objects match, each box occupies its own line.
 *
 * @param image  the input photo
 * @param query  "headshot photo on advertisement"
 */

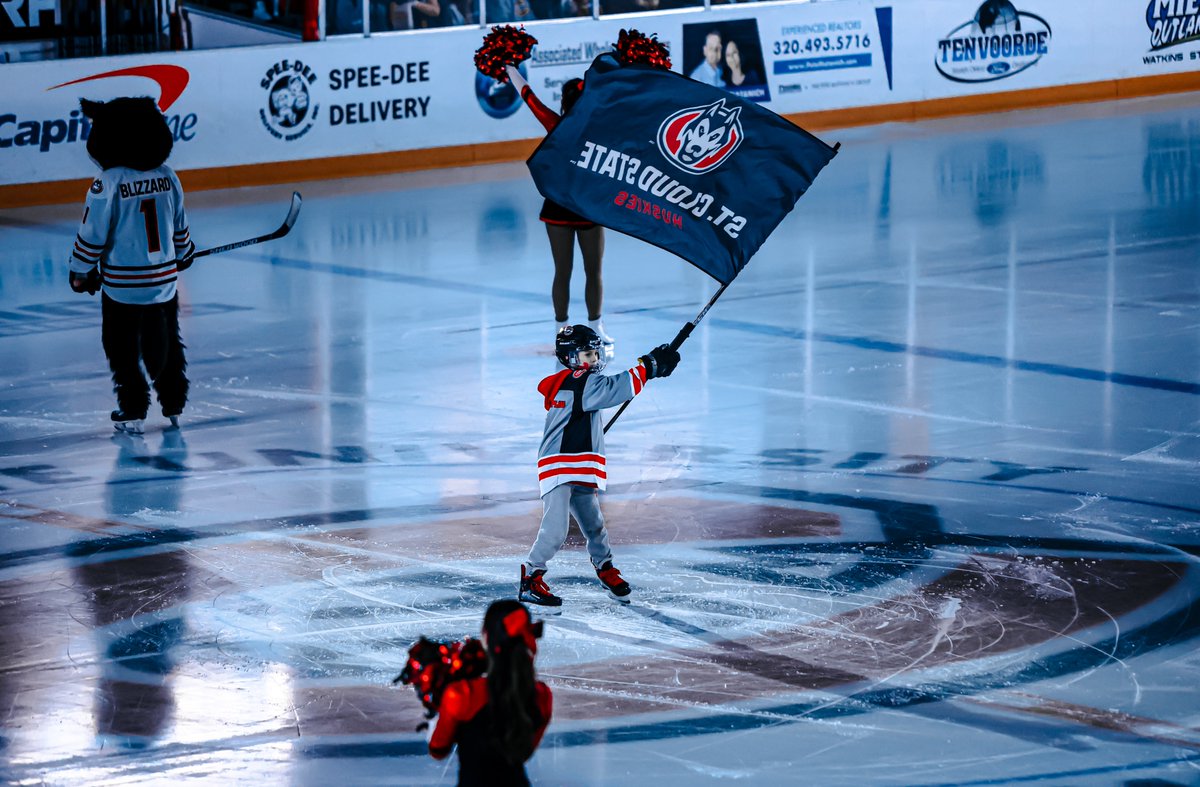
xmin=682 ymin=19 xmax=771 ymax=103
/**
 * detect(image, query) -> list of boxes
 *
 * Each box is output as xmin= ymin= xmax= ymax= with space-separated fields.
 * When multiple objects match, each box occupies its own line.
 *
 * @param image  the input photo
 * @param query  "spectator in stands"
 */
xmin=332 ymin=0 xmax=362 ymax=32
xmin=485 ymin=0 xmax=535 ymax=23
xmin=530 ymin=0 xmax=587 ymax=18
xmin=601 ymin=0 xmax=655 ymax=11
xmin=391 ymin=0 xmax=464 ymax=28
xmin=602 ymin=0 xmax=700 ymax=12
xmin=330 ymin=0 xmax=388 ymax=32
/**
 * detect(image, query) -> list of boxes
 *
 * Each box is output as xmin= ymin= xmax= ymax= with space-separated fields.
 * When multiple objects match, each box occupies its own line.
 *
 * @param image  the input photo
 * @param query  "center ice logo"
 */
xmin=656 ymin=99 xmax=743 ymax=175
xmin=259 ymin=59 xmax=319 ymax=141
xmin=935 ymin=0 xmax=1051 ymax=83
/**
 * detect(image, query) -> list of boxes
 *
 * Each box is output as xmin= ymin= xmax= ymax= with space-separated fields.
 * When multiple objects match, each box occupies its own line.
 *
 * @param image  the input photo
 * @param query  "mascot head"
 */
xmin=80 ymin=96 xmax=173 ymax=172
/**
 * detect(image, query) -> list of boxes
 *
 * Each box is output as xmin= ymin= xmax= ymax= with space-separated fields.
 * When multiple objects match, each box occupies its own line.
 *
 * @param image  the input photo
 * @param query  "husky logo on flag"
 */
xmin=528 ymin=56 xmax=837 ymax=284
xmin=657 ymin=99 xmax=743 ymax=175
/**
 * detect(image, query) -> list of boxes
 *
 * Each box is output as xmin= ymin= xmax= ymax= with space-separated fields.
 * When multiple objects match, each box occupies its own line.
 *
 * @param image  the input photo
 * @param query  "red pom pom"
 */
xmin=474 ymin=25 xmax=538 ymax=81
xmin=614 ymin=29 xmax=672 ymax=71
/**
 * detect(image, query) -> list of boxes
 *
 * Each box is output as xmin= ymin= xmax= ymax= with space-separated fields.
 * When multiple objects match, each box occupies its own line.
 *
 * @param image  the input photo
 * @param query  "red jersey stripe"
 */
xmin=539 ymin=467 xmax=608 ymax=481
xmin=104 ymin=269 xmax=178 ymax=280
xmin=538 ymin=453 xmax=605 ymax=467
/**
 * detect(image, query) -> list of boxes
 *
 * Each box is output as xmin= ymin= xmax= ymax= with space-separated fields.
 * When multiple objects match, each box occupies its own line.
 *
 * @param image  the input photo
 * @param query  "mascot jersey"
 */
xmin=69 ymin=166 xmax=194 ymax=305
xmin=536 ymin=364 xmax=649 ymax=496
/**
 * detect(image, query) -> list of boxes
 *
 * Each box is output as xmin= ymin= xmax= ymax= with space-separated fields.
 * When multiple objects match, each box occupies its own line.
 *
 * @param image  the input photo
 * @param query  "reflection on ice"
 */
xmin=1 ymin=93 xmax=1199 ymax=785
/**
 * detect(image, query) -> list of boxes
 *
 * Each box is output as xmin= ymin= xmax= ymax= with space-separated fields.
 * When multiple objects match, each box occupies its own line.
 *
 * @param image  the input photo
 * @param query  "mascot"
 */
xmin=68 ymin=97 xmax=195 ymax=434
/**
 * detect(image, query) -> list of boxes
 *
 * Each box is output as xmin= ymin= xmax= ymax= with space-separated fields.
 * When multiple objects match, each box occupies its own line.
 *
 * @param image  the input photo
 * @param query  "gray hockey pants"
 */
xmin=526 ymin=483 xmax=613 ymax=572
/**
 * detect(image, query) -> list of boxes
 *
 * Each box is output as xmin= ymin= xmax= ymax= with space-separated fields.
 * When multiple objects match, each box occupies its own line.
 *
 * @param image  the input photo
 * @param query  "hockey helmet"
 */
xmin=555 ymin=324 xmax=607 ymax=372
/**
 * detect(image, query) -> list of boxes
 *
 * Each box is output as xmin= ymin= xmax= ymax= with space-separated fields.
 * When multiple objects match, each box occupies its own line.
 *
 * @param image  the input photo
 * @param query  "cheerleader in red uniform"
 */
xmin=428 ymin=600 xmax=553 ymax=786
xmin=505 ymin=64 xmax=614 ymax=352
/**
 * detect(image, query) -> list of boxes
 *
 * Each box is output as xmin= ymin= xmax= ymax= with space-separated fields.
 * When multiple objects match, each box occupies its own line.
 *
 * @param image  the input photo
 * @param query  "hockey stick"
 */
xmin=72 ymin=191 xmax=304 ymax=296
xmin=603 ymin=279 xmax=731 ymax=434
xmin=191 ymin=191 xmax=303 ymax=259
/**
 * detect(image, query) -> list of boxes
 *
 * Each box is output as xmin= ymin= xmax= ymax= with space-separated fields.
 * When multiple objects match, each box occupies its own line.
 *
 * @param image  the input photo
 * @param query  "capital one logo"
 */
xmin=1 ymin=65 xmax=194 ymax=154
xmin=656 ymin=99 xmax=743 ymax=175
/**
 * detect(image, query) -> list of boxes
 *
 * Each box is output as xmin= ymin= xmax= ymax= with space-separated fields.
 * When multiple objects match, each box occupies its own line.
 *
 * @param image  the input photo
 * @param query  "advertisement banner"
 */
xmin=681 ymin=19 xmax=772 ymax=102
xmin=1139 ymin=0 xmax=1200 ymax=72
xmin=527 ymin=58 xmax=838 ymax=283
xmin=2 ymin=0 xmax=1199 ymax=189
xmin=1 ymin=63 xmax=207 ymax=185
xmin=0 ymin=43 xmax=478 ymax=185
xmin=501 ymin=19 xmax=679 ymax=127
xmin=903 ymin=0 xmax=1199 ymax=99
xmin=908 ymin=0 xmax=1081 ymax=98
xmin=759 ymin=5 xmax=895 ymax=104
xmin=932 ymin=2 xmax=1051 ymax=84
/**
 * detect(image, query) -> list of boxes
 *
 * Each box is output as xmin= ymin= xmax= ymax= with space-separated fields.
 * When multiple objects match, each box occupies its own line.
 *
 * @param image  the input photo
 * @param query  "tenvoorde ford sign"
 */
xmin=935 ymin=1 xmax=1052 ymax=83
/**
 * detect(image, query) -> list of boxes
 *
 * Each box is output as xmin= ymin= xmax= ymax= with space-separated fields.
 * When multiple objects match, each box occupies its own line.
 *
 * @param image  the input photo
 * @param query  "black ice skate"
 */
xmin=519 ymin=566 xmax=563 ymax=608
xmin=111 ymin=410 xmax=145 ymax=435
xmin=596 ymin=561 xmax=631 ymax=603
xmin=162 ymin=406 xmax=183 ymax=429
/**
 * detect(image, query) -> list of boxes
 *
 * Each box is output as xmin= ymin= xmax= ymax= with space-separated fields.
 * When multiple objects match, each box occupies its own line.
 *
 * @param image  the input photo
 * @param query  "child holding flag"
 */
xmin=519 ymin=324 xmax=680 ymax=607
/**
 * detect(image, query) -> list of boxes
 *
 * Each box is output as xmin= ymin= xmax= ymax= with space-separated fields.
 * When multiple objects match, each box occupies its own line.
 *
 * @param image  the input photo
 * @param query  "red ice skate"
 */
xmin=520 ymin=566 xmax=563 ymax=608
xmin=596 ymin=561 xmax=631 ymax=603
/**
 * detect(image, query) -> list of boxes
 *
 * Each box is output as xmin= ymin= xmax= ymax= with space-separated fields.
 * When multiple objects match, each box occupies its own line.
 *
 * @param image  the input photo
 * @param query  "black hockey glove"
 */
xmin=69 ymin=269 xmax=100 ymax=296
xmin=639 ymin=344 xmax=680 ymax=380
xmin=176 ymin=246 xmax=196 ymax=273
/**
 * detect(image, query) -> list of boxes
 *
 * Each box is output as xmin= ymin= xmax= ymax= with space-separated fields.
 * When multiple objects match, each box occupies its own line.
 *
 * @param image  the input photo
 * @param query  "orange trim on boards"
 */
xmin=4 ymin=71 xmax=1199 ymax=211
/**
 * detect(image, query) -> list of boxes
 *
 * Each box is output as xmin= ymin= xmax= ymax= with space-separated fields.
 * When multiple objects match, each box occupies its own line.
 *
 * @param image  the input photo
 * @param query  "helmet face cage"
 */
xmin=556 ymin=325 xmax=607 ymax=372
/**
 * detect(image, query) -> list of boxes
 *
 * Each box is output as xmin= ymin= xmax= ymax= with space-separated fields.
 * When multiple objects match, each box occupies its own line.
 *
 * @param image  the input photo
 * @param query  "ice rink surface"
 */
xmin=1 ymin=92 xmax=1199 ymax=786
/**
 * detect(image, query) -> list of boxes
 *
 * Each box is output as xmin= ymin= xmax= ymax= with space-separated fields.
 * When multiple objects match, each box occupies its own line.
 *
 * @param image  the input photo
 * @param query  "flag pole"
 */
xmin=602 ymin=138 xmax=839 ymax=435
xmin=604 ymin=279 xmax=731 ymax=434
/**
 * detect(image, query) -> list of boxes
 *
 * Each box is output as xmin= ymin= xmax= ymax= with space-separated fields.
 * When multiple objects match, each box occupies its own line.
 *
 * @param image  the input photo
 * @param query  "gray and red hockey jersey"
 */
xmin=537 ymin=363 xmax=649 ymax=496
xmin=69 ymin=165 xmax=194 ymax=305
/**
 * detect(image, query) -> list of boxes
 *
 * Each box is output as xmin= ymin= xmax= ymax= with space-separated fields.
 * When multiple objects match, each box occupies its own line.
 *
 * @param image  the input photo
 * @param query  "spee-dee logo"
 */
xmin=1147 ymin=0 xmax=1200 ymax=50
xmin=260 ymin=59 xmax=318 ymax=141
xmin=935 ymin=0 xmax=1051 ymax=83
xmin=656 ymin=98 xmax=743 ymax=175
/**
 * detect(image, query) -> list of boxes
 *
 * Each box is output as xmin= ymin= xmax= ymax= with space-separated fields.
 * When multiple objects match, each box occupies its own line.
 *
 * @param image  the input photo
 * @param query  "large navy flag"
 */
xmin=528 ymin=56 xmax=838 ymax=285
